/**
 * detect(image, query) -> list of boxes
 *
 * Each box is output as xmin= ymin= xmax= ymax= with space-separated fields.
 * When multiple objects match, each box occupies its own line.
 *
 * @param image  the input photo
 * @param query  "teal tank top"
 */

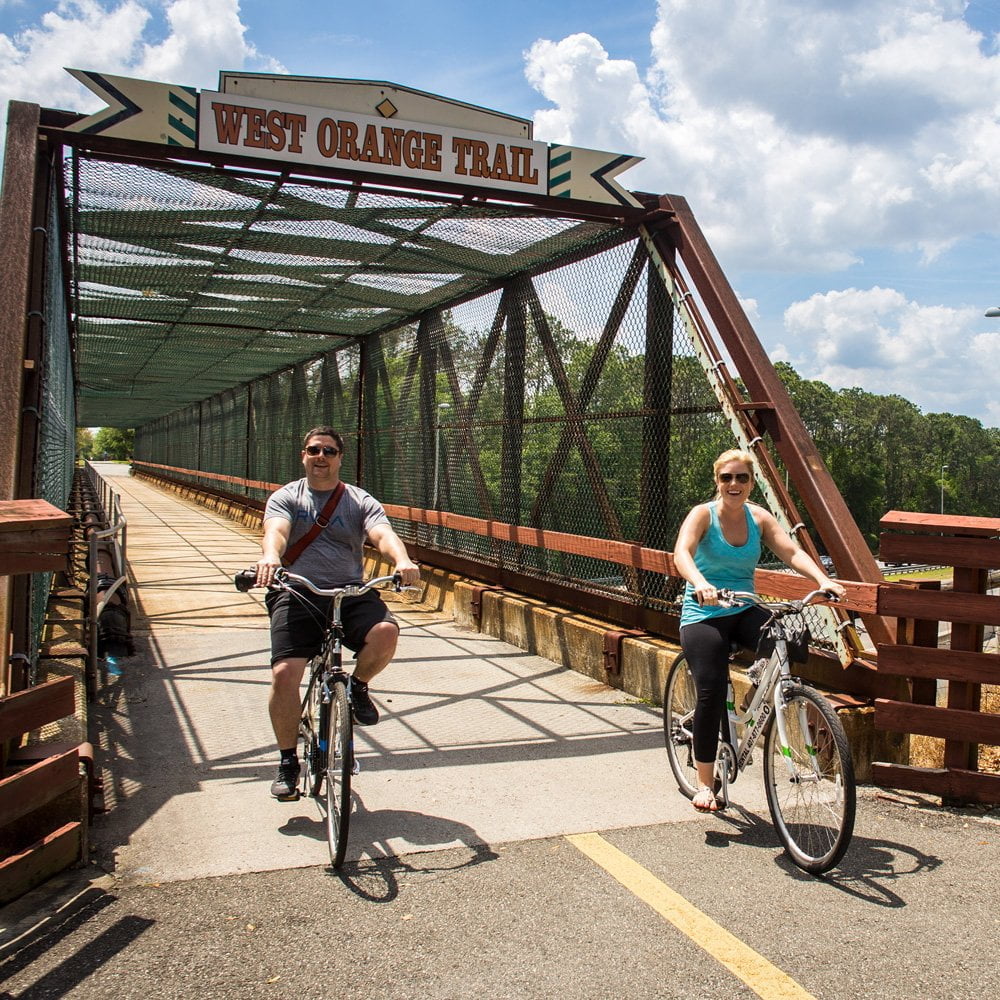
xmin=680 ymin=502 xmax=761 ymax=627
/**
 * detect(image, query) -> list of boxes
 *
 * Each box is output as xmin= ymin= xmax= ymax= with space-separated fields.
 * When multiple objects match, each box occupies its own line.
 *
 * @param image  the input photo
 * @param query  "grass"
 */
xmin=882 ymin=567 xmax=953 ymax=584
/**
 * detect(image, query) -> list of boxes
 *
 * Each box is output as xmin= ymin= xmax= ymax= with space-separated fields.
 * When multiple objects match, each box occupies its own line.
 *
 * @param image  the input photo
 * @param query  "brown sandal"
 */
xmin=693 ymin=785 xmax=719 ymax=812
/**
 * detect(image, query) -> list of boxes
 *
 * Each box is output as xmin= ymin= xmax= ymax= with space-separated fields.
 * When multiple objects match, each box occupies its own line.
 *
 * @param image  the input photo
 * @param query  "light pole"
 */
xmin=940 ymin=463 xmax=948 ymax=515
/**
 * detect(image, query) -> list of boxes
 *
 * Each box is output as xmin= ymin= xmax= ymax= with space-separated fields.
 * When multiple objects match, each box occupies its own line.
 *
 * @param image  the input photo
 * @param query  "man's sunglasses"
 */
xmin=305 ymin=445 xmax=340 ymax=457
xmin=718 ymin=472 xmax=751 ymax=484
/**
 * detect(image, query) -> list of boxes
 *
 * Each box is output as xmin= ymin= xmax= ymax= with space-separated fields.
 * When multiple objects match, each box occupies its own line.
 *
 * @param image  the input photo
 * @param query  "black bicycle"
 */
xmin=236 ymin=567 xmax=407 ymax=867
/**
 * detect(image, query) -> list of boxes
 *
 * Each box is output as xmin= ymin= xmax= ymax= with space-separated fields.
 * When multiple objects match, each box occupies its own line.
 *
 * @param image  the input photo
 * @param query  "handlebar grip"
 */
xmin=234 ymin=569 xmax=257 ymax=592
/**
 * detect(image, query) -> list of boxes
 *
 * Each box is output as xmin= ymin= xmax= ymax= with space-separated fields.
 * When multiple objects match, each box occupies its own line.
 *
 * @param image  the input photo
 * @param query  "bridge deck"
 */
xmin=89 ymin=464 xmax=748 ymax=885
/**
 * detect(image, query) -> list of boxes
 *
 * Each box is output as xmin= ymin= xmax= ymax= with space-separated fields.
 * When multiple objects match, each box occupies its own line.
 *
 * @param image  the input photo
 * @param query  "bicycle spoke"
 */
xmin=764 ymin=685 xmax=856 ymax=874
xmin=663 ymin=654 xmax=702 ymax=799
xmin=299 ymin=663 xmax=325 ymax=797
xmin=324 ymin=679 xmax=352 ymax=868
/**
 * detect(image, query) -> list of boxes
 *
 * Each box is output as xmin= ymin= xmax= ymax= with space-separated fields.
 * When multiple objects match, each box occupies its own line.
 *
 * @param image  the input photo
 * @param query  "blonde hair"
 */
xmin=712 ymin=449 xmax=755 ymax=499
xmin=713 ymin=449 xmax=755 ymax=478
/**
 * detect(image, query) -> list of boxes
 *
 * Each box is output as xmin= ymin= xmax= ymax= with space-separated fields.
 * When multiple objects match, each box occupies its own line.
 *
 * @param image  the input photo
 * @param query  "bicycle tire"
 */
xmin=662 ymin=652 xmax=702 ymax=798
xmin=763 ymin=684 xmax=856 ymax=874
xmin=299 ymin=660 xmax=325 ymax=797
xmin=324 ymin=678 xmax=352 ymax=868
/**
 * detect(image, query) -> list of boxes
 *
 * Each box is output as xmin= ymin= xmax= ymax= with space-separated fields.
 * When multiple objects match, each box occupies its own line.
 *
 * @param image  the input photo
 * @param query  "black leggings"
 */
xmin=680 ymin=607 xmax=770 ymax=764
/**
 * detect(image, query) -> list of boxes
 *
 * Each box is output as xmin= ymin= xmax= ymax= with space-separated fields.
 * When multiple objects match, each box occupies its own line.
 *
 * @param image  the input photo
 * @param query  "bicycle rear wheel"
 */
xmin=662 ymin=653 xmax=701 ymax=798
xmin=763 ymin=684 xmax=856 ymax=874
xmin=324 ymin=678 xmax=352 ymax=868
xmin=299 ymin=660 xmax=325 ymax=797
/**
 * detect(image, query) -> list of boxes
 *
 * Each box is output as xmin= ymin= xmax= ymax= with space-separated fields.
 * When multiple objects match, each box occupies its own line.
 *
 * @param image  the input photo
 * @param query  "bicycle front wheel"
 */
xmin=662 ymin=653 xmax=701 ymax=798
xmin=324 ymin=678 xmax=352 ymax=868
xmin=763 ymin=684 xmax=856 ymax=874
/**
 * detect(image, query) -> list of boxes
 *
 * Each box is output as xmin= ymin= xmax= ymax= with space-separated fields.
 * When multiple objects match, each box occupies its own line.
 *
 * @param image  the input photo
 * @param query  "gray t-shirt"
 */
xmin=264 ymin=478 xmax=389 ymax=587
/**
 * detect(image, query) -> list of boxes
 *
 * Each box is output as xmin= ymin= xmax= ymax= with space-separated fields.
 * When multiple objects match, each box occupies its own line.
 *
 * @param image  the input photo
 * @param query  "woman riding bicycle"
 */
xmin=673 ymin=449 xmax=845 ymax=813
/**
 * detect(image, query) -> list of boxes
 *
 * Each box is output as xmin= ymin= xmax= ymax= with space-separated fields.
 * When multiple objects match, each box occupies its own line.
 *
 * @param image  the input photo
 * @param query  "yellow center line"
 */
xmin=566 ymin=832 xmax=815 ymax=1000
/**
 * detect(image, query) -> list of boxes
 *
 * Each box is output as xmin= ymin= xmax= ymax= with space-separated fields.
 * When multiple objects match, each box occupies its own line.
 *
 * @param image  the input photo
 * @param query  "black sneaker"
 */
xmin=349 ymin=677 xmax=379 ymax=726
xmin=270 ymin=760 xmax=300 ymax=800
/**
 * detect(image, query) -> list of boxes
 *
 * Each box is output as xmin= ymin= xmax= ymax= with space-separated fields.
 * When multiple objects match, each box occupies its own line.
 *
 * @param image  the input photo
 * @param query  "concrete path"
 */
xmin=88 ymin=465 xmax=765 ymax=886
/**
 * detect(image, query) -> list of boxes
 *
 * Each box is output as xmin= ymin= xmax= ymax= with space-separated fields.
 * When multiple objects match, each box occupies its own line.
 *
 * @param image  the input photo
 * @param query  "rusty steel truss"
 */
xmin=1 ymin=97 xmax=896 ymax=693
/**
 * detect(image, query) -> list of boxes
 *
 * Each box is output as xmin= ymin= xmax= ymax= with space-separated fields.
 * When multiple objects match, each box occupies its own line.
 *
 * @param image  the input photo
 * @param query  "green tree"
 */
xmin=93 ymin=427 xmax=134 ymax=461
xmin=76 ymin=428 xmax=94 ymax=462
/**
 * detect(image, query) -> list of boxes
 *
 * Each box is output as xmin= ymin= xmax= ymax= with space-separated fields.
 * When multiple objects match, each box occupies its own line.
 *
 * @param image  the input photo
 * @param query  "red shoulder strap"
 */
xmin=281 ymin=480 xmax=346 ymax=568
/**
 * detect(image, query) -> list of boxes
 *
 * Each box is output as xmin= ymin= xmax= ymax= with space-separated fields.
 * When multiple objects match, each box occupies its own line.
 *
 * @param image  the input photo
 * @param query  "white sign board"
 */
xmin=198 ymin=91 xmax=549 ymax=195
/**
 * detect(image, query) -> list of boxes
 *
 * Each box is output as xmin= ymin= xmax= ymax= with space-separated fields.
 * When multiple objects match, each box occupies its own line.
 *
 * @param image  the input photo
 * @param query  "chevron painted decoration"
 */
xmin=547 ymin=144 xmax=643 ymax=208
xmin=65 ymin=69 xmax=198 ymax=147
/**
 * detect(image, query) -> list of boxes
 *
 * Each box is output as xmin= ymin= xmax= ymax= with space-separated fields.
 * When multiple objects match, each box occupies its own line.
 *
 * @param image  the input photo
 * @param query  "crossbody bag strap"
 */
xmin=280 ymin=480 xmax=346 ymax=568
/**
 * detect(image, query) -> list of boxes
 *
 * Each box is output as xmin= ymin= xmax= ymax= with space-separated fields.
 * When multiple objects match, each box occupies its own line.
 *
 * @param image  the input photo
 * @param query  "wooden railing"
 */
xmin=0 ymin=498 xmax=91 ymax=904
xmin=872 ymin=512 xmax=1000 ymax=804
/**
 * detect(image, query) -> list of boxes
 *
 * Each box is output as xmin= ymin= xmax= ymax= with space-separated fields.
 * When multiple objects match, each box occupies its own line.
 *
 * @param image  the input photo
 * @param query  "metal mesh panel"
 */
xmin=69 ymin=152 xmax=621 ymax=428
xmin=366 ymin=236 xmax=733 ymax=610
xmin=30 ymin=168 xmax=77 ymax=664
xmin=131 ymin=224 xmax=837 ymax=643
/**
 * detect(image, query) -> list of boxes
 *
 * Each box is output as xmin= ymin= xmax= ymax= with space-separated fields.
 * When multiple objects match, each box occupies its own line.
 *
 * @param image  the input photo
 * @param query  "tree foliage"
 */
xmin=92 ymin=427 xmax=135 ymax=461
xmin=76 ymin=428 xmax=94 ymax=462
xmin=774 ymin=363 xmax=1000 ymax=548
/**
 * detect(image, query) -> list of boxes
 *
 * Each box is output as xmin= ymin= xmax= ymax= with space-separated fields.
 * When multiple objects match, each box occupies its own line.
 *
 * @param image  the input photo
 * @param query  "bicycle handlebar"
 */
xmin=234 ymin=567 xmax=417 ymax=598
xmin=717 ymin=588 xmax=839 ymax=613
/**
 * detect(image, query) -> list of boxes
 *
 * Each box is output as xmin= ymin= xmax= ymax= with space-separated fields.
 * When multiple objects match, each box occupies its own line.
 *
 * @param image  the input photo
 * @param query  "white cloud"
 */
xmin=524 ymin=1 xmax=1000 ymax=271
xmin=524 ymin=1 xmax=1000 ymax=425
xmin=0 ymin=1 xmax=283 ymax=127
xmin=137 ymin=0 xmax=281 ymax=84
xmin=525 ymin=33 xmax=657 ymax=153
xmin=779 ymin=287 xmax=995 ymax=420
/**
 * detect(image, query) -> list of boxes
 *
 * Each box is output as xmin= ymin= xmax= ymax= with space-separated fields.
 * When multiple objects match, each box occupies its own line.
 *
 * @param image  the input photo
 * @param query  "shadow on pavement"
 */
xmin=698 ymin=802 xmax=943 ymax=903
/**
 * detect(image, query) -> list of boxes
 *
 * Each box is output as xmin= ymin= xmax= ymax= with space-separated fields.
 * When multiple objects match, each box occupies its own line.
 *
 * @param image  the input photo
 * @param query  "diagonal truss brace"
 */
xmin=638 ymin=224 xmax=859 ymax=666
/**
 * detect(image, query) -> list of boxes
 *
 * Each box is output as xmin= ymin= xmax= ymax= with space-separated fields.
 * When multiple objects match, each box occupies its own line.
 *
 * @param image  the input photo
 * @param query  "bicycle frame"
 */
xmin=234 ymin=565 xmax=413 ymax=867
xmin=714 ymin=592 xmax=830 ymax=807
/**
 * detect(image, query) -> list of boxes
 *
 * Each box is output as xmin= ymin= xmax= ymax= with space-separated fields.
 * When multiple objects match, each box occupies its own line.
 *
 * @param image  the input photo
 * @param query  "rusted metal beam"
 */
xmin=661 ymin=193 xmax=894 ymax=649
xmin=0 ymin=102 xmax=44 ymax=694
xmin=42 ymin=123 xmax=651 ymax=227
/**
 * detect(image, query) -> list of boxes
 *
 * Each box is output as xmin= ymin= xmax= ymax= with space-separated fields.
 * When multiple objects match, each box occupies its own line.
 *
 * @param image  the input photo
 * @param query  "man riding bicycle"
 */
xmin=253 ymin=426 xmax=420 ymax=799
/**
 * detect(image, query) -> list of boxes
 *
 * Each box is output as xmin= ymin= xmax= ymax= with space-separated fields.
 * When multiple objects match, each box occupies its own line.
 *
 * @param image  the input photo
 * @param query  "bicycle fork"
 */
xmin=772 ymin=685 xmax=823 ymax=784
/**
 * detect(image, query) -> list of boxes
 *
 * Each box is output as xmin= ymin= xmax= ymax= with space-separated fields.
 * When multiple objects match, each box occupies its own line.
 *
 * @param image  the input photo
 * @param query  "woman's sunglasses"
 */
xmin=305 ymin=445 xmax=340 ymax=457
xmin=718 ymin=472 xmax=751 ymax=484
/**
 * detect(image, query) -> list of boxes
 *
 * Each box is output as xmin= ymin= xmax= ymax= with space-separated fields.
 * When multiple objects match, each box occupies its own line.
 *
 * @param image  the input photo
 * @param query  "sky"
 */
xmin=1 ymin=0 xmax=999 ymax=428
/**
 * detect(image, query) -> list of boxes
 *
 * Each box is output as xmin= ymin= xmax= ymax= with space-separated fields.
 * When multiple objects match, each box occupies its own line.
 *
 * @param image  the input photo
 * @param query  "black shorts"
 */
xmin=265 ymin=587 xmax=398 ymax=666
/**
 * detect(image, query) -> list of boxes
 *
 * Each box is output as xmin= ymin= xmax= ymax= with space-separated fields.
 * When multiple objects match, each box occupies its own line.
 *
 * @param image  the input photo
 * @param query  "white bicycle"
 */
xmin=662 ymin=589 xmax=856 ymax=874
